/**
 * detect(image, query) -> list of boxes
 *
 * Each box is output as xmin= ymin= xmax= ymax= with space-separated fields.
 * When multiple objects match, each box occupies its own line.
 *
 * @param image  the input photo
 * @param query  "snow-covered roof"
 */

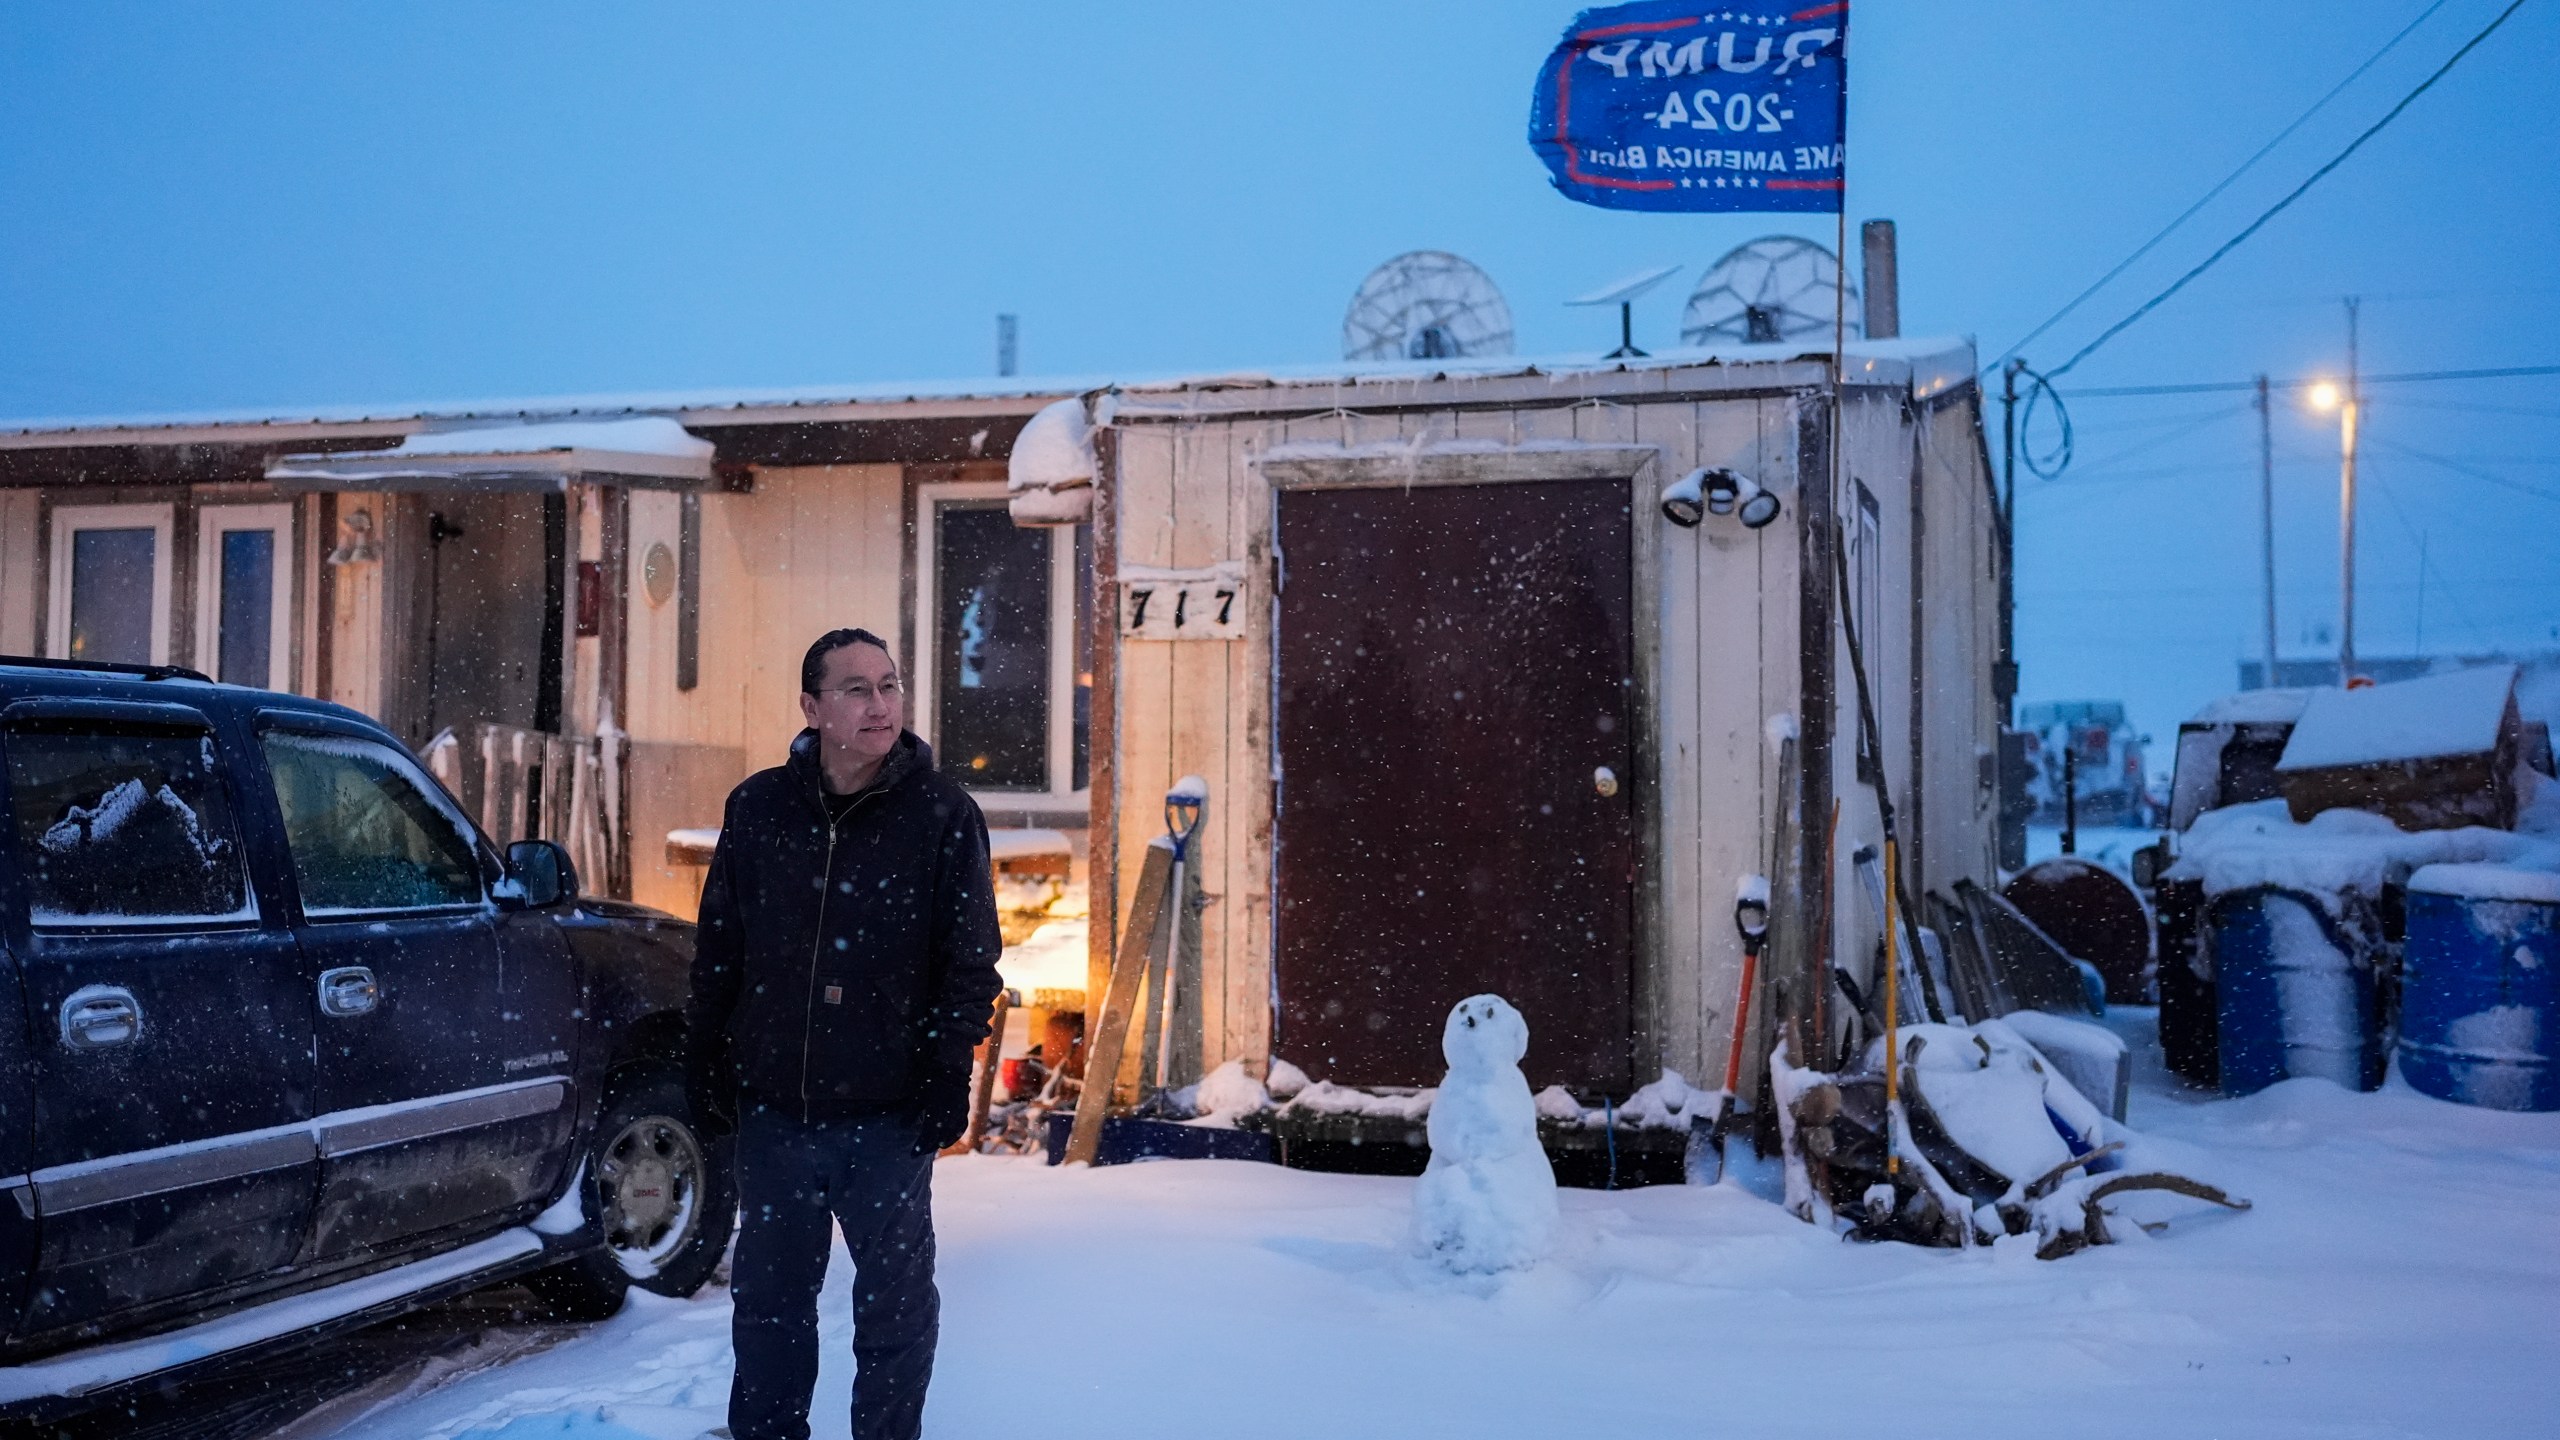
xmin=267 ymin=416 xmax=714 ymax=488
xmin=2184 ymin=688 xmax=2315 ymax=727
xmin=0 ymin=337 xmax=1978 ymax=448
xmin=385 ymin=417 xmax=712 ymax=460
xmin=2277 ymin=664 xmax=2519 ymax=772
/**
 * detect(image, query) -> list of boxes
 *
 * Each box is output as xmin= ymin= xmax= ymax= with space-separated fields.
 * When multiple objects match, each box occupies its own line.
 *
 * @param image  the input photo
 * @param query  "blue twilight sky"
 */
xmin=4 ymin=1 xmax=2556 ymax=752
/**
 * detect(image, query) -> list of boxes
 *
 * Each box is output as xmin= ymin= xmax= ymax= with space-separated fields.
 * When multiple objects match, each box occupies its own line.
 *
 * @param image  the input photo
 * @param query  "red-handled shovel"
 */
xmin=1689 ymin=884 xmax=1771 ymax=1184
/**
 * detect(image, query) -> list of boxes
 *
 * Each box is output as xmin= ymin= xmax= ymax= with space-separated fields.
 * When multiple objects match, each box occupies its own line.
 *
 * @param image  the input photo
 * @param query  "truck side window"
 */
xmin=6 ymin=721 xmax=255 ymax=927
xmin=262 ymin=731 xmax=482 ymax=914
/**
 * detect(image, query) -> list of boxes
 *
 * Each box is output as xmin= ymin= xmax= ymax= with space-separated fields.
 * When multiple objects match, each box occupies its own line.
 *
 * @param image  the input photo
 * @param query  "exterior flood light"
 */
xmin=2308 ymin=381 xmax=2342 ymax=412
xmin=1661 ymin=468 xmax=1710 ymax=527
xmin=1736 ymin=479 xmax=1783 ymax=530
xmin=1663 ymin=467 xmax=1781 ymax=530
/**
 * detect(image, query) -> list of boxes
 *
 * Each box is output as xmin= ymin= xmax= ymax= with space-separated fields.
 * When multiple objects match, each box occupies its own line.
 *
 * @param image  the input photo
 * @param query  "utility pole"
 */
xmin=2339 ymin=297 xmax=2361 ymax=684
xmin=2256 ymin=374 xmax=2277 ymax=688
xmin=1999 ymin=359 xmax=2021 ymax=723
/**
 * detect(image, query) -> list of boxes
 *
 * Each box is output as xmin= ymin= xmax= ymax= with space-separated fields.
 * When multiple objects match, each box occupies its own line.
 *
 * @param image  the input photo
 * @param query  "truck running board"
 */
xmin=0 ymin=1227 xmax=546 ymax=1406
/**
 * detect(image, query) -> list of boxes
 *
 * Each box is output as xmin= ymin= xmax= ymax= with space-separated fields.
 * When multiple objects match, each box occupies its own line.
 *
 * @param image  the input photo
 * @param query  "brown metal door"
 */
xmin=1274 ymin=479 xmax=1633 ymax=1090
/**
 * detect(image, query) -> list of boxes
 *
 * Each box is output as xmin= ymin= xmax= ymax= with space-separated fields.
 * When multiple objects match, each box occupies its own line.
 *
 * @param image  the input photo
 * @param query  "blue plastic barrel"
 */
xmin=2398 ymin=865 xmax=2560 ymax=1112
xmin=2208 ymin=885 xmax=2384 ymax=1097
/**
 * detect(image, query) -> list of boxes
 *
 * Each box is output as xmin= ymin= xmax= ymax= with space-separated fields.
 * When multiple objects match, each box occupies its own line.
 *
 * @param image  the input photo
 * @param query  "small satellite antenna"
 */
xmin=1343 ymin=251 xmax=1515 ymax=363
xmin=1681 ymin=236 xmax=1861 ymax=347
xmin=1567 ymin=264 xmax=1680 ymax=359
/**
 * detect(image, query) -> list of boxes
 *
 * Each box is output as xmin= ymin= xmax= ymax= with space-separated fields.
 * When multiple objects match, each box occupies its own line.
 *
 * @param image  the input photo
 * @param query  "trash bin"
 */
xmin=2398 ymin=864 xmax=2560 ymax=1112
xmin=2208 ymin=885 xmax=2385 ymax=1097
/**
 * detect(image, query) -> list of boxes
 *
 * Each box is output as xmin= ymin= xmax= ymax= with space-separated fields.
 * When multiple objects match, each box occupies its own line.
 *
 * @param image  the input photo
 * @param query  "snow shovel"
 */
xmin=1689 ymin=887 xmax=1771 ymax=1184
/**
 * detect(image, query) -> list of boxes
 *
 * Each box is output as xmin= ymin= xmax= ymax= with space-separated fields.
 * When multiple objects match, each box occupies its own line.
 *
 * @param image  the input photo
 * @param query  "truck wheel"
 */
xmin=525 ymin=1062 xmax=735 ymax=1319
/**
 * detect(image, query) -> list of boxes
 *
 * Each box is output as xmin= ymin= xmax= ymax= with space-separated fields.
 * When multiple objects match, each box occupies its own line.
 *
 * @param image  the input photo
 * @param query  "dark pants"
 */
xmin=729 ymin=1100 xmax=939 ymax=1440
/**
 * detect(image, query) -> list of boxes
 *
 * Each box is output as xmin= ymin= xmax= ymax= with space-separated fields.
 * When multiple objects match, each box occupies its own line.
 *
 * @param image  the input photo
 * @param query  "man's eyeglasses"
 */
xmin=809 ymin=679 xmax=905 ymax=704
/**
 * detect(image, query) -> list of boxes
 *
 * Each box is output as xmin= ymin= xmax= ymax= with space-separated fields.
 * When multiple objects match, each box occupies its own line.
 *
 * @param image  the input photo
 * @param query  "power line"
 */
xmin=1986 ymin=0 xmax=2451 ymax=372
xmin=2366 ymin=435 xmax=2560 ymax=504
xmin=2043 ymin=0 xmax=2535 ymax=379
xmin=2368 ymin=470 xmax=2495 ymax=646
xmin=2060 ymin=364 xmax=2560 ymax=398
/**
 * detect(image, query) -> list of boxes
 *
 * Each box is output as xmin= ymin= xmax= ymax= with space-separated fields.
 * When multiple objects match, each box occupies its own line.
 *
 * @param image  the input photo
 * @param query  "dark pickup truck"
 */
xmin=0 ymin=657 xmax=729 ymax=1418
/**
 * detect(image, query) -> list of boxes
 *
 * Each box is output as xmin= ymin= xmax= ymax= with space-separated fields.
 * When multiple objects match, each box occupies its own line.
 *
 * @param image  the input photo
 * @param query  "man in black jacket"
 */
xmin=687 ymin=627 xmax=1004 ymax=1440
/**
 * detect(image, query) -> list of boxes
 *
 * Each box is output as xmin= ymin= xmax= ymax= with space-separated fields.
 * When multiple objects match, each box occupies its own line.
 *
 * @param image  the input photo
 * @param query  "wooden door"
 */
xmin=1274 ymin=480 xmax=1634 ymax=1090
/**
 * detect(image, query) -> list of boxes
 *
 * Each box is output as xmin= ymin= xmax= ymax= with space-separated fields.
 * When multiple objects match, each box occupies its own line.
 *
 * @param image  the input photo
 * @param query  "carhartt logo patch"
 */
xmin=824 ymin=985 xmax=844 ymax=1005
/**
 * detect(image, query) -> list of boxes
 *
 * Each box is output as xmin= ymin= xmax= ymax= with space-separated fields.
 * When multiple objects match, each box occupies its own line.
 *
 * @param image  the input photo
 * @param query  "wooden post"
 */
xmin=950 ymin=989 xmax=1015 ymax=1156
xmin=1063 ymin=840 xmax=1173 ymax=1166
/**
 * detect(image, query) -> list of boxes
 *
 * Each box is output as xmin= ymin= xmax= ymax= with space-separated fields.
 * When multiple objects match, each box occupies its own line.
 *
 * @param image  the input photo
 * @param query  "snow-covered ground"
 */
xmin=307 ymin=1009 xmax=2560 ymax=1440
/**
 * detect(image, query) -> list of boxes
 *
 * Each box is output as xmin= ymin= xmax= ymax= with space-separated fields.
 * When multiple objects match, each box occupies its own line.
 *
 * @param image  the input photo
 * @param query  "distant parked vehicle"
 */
xmin=0 ymin=657 xmax=729 ymax=1422
xmin=2019 ymin=699 xmax=2150 ymax=827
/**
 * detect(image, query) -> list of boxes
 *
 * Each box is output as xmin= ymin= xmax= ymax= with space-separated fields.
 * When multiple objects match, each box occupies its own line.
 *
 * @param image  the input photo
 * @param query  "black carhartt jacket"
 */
xmin=687 ymin=729 xmax=1003 ymax=1118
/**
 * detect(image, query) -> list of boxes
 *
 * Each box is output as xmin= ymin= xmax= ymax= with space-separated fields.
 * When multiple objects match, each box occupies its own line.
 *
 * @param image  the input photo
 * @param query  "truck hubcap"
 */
xmin=599 ymin=1114 xmax=703 ymax=1272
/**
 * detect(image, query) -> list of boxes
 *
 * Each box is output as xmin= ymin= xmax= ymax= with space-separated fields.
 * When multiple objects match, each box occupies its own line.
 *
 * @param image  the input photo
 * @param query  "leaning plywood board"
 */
xmin=1063 ymin=839 xmax=1174 ymax=1166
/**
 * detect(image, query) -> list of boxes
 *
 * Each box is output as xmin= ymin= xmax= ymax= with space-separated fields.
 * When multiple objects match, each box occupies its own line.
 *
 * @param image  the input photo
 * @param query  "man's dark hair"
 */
xmin=801 ymin=628 xmax=894 ymax=694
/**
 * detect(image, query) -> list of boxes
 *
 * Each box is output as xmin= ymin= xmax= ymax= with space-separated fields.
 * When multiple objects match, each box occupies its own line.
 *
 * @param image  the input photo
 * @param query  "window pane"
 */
xmin=935 ymin=505 xmax=1049 ymax=791
xmin=217 ymin=528 xmax=276 ymax=688
xmin=262 ymin=731 xmax=481 ymax=914
xmin=8 ymin=724 xmax=253 ymax=926
xmin=68 ymin=527 xmax=156 ymax=664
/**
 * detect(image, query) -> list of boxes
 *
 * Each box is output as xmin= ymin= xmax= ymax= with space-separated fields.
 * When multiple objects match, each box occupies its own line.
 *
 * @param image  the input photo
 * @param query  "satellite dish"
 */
xmin=1680 ymin=236 xmax=1860 ymax=348
xmin=1567 ymin=264 xmax=1681 ymax=359
xmin=1343 ymin=251 xmax=1515 ymax=363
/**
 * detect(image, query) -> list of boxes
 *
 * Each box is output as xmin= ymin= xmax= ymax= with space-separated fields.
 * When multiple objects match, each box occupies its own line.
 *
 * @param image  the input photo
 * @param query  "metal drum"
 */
xmin=2004 ymin=857 xmax=2155 ymax=1004
xmin=2208 ymin=885 xmax=2385 ymax=1097
xmin=2399 ymin=865 xmax=2560 ymax=1112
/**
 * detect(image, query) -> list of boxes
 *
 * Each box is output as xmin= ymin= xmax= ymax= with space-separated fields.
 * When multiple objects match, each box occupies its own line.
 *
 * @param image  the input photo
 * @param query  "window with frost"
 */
xmin=917 ymin=485 xmax=1092 ymax=810
xmin=262 ymin=730 xmax=483 ymax=914
xmin=6 ymin=720 xmax=254 ymax=926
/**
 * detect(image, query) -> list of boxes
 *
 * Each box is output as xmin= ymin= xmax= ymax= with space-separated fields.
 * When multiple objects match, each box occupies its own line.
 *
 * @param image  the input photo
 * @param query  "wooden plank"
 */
xmin=1228 ymin=415 xmax=1280 ymax=1065
xmin=1064 ymin=840 xmax=1174 ymax=1165
xmin=951 ymin=990 xmax=1013 ymax=1155
xmin=1227 ymin=418 xmax=1275 ymax=1069
xmin=0 ymin=489 xmax=40 ymax=656
xmin=1110 ymin=423 xmax=1184 ymax=1044
xmin=1260 ymin=445 xmax=1662 ymax=489
xmin=1162 ymin=421 xmax=1230 ymax=1079
xmin=1644 ymin=398 xmax=1705 ymax=1079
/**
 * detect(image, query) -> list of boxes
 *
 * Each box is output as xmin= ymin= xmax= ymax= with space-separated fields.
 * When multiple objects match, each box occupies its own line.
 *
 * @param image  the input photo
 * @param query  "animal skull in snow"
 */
xmin=1410 ymin=994 xmax=1559 ymax=1273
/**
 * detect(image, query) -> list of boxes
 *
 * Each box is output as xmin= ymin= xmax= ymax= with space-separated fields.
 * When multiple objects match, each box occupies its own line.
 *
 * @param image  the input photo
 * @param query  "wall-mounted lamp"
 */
xmin=325 ymin=507 xmax=381 ymax=566
xmin=1661 ymin=468 xmax=1782 ymax=530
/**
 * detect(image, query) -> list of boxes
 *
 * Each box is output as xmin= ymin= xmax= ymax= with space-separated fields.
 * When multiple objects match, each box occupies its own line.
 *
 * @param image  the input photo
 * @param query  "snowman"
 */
xmin=1409 ymin=994 xmax=1559 ymax=1273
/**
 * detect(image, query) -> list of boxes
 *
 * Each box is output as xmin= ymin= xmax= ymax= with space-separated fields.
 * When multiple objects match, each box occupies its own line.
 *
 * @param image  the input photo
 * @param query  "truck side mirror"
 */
xmin=2129 ymin=840 xmax=2166 ymax=893
xmin=503 ymin=839 xmax=579 ymax=909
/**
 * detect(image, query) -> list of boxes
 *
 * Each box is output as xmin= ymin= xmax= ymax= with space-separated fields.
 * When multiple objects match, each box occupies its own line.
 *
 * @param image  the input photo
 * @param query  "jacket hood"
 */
xmin=786 ymin=727 xmax=934 ymax=802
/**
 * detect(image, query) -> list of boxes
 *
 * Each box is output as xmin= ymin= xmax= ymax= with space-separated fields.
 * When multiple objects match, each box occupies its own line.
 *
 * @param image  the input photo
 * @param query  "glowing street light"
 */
xmin=2304 ymin=298 xmax=2362 ymax=682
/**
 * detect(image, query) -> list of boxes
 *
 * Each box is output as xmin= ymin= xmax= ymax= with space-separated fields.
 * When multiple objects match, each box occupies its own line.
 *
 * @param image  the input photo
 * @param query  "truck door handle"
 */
xmin=61 ymin=985 xmax=141 ymax=1050
xmin=319 ymin=966 xmax=380 ymax=1018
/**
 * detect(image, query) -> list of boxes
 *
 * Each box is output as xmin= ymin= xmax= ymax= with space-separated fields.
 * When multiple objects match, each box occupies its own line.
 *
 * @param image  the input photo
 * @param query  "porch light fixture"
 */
xmin=1735 ymin=478 xmax=1783 ymax=530
xmin=1660 ymin=467 xmax=1715 ymax=526
xmin=325 ymin=507 xmax=380 ymax=566
xmin=1661 ymin=467 xmax=1782 ymax=530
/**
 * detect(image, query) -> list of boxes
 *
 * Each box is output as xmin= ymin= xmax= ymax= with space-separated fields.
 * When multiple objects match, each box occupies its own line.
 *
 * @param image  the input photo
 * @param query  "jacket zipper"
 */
xmin=799 ymin=824 xmax=839 ymax=1105
xmin=798 ymin=778 xmax=890 ymax=1105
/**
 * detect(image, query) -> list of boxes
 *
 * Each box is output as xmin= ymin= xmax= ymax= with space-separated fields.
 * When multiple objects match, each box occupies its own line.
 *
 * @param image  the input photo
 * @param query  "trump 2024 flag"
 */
xmin=1531 ymin=3 xmax=1846 ymax=213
